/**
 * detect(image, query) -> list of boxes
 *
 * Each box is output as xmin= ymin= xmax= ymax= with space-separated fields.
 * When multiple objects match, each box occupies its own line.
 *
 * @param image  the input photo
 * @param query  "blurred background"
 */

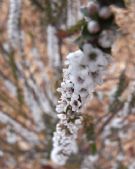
xmin=0 ymin=0 xmax=135 ymax=169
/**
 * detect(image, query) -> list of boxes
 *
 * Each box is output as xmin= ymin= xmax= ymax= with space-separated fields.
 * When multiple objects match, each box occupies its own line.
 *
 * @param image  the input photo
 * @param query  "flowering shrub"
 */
xmin=51 ymin=0 xmax=126 ymax=166
xmin=0 ymin=0 xmax=135 ymax=169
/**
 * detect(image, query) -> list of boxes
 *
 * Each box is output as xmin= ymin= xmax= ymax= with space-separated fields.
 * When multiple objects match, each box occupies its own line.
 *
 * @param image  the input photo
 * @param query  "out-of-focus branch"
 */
xmin=0 ymin=111 xmax=40 ymax=145
xmin=97 ymin=69 xmax=129 ymax=135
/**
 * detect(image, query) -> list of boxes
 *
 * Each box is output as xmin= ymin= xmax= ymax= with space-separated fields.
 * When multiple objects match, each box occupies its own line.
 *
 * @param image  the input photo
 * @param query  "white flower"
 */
xmin=57 ymin=98 xmax=69 ymax=110
xmin=57 ymin=114 xmax=67 ymax=120
xmin=67 ymin=50 xmax=84 ymax=65
xmin=70 ymin=97 xmax=81 ymax=112
xmin=98 ymin=30 xmax=115 ymax=48
xmin=83 ymin=44 xmax=110 ymax=70
xmin=51 ymin=147 xmax=68 ymax=166
xmin=90 ymin=71 xmax=104 ymax=85
xmin=75 ymin=118 xmax=82 ymax=125
xmin=79 ymin=88 xmax=89 ymax=98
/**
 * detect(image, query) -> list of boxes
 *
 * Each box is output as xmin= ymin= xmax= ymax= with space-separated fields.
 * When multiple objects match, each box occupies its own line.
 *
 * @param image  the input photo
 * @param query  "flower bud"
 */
xmin=99 ymin=7 xmax=112 ymax=19
xmin=88 ymin=1 xmax=99 ymax=16
xmin=87 ymin=20 xmax=100 ymax=34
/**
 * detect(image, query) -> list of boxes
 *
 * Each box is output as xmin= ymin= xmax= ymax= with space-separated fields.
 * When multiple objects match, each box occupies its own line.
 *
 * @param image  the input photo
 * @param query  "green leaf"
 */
xmin=114 ymin=70 xmax=128 ymax=98
xmin=91 ymin=143 xmax=97 ymax=155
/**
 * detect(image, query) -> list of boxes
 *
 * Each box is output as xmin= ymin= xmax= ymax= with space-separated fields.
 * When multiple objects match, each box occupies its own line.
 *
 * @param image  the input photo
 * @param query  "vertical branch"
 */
xmin=47 ymin=25 xmax=62 ymax=69
xmin=67 ymin=0 xmax=82 ymax=27
xmin=7 ymin=0 xmax=23 ymax=53
xmin=8 ymin=51 xmax=24 ymax=109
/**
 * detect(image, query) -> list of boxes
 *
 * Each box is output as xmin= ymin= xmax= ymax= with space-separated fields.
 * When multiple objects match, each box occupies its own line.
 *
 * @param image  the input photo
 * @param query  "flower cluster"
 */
xmin=51 ymin=46 xmax=110 ymax=165
xmin=51 ymin=0 xmax=115 ymax=166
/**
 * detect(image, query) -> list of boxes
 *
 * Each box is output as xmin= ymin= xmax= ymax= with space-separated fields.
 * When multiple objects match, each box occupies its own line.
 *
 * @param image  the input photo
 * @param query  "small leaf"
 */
xmin=91 ymin=143 xmax=97 ymax=155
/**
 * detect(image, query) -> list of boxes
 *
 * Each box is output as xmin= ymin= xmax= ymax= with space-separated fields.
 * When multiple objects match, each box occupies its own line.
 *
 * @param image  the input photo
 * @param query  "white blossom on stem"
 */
xmin=51 ymin=45 xmax=110 ymax=165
